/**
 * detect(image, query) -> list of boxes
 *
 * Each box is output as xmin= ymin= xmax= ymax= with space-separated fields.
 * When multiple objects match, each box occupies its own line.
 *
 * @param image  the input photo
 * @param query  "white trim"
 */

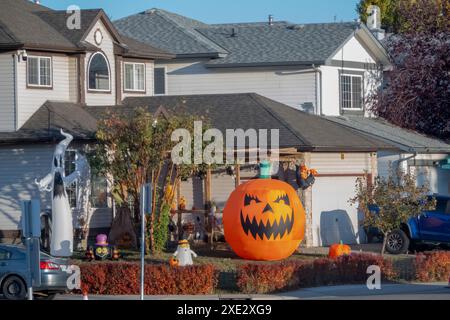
xmin=87 ymin=52 xmax=111 ymax=92
xmin=153 ymin=66 xmax=167 ymax=96
xmin=123 ymin=62 xmax=146 ymax=92
xmin=340 ymin=74 xmax=363 ymax=110
xmin=27 ymin=56 xmax=53 ymax=88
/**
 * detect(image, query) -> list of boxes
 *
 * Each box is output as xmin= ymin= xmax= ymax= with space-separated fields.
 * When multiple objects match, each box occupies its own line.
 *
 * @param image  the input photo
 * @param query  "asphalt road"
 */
xmin=53 ymin=283 xmax=450 ymax=300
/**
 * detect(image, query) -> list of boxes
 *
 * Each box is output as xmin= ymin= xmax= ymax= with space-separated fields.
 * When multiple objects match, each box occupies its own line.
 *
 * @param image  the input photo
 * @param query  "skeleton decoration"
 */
xmin=35 ymin=129 xmax=82 ymax=257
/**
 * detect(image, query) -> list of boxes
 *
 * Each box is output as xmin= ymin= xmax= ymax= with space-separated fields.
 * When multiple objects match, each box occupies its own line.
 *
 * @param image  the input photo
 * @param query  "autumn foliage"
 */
xmin=414 ymin=251 xmax=450 ymax=282
xmin=79 ymin=263 xmax=218 ymax=295
xmin=237 ymin=254 xmax=397 ymax=294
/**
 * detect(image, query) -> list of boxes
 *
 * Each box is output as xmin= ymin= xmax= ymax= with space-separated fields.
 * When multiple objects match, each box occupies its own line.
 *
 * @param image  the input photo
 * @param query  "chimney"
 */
xmin=366 ymin=5 xmax=385 ymax=41
xmin=268 ymin=14 xmax=274 ymax=26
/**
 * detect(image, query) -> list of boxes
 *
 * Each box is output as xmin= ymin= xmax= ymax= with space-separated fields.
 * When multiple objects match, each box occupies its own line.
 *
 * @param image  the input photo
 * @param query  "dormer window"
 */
xmin=340 ymin=74 xmax=363 ymax=110
xmin=88 ymin=52 xmax=110 ymax=91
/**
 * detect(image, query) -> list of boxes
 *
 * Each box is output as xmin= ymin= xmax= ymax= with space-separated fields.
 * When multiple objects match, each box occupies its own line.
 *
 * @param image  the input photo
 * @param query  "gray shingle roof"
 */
xmin=114 ymin=8 xmax=363 ymax=66
xmin=0 ymin=0 xmax=173 ymax=59
xmin=0 ymin=94 xmax=395 ymax=152
xmin=326 ymin=116 xmax=450 ymax=153
xmin=88 ymin=93 xmax=394 ymax=152
xmin=0 ymin=101 xmax=97 ymax=144
xmin=114 ymin=9 xmax=227 ymax=56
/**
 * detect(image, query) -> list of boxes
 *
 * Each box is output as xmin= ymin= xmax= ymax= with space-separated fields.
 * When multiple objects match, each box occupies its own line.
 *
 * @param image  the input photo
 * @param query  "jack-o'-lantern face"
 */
xmin=240 ymin=190 xmax=294 ymax=241
xmin=223 ymin=179 xmax=306 ymax=261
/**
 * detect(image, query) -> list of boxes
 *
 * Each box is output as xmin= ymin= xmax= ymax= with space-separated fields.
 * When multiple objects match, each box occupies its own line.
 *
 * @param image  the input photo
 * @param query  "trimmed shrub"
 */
xmin=414 ymin=251 xmax=450 ymax=282
xmin=80 ymin=263 xmax=218 ymax=295
xmin=237 ymin=253 xmax=397 ymax=294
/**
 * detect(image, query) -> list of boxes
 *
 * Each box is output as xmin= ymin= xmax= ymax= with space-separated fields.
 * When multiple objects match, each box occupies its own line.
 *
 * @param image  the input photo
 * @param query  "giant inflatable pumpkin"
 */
xmin=223 ymin=179 xmax=306 ymax=261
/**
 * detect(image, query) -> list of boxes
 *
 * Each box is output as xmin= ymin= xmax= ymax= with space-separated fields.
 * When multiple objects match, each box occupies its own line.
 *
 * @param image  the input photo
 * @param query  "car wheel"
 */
xmin=1 ymin=276 xmax=27 ymax=300
xmin=385 ymin=229 xmax=410 ymax=255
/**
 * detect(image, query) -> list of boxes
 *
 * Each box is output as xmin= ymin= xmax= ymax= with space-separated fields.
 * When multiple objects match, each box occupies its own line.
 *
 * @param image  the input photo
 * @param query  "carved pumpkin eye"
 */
xmin=275 ymin=194 xmax=290 ymax=206
xmin=244 ymin=194 xmax=261 ymax=206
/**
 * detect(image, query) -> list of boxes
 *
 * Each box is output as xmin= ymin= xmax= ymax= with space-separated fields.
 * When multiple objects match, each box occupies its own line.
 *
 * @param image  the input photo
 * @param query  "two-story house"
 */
xmin=0 ymin=1 xmax=448 ymax=248
xmin=115 ymin=8 xmax=450 ymax=197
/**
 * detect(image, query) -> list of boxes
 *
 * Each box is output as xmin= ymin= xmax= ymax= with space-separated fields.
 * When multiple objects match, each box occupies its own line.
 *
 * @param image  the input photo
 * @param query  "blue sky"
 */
xmin=39 ymin=0 xmax=360 ymax=24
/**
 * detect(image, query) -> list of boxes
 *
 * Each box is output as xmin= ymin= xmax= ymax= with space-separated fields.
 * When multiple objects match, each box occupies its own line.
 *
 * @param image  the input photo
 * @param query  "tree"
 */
xmin=89 ymin=109 xmax=208 ymax=252
xmin=357 ymin=0 xmax=399 ymax=32
xmin=368 ymin=0 xmax=450 ymax=140
xmin=350 ymin=169 xmax=435 ymax=255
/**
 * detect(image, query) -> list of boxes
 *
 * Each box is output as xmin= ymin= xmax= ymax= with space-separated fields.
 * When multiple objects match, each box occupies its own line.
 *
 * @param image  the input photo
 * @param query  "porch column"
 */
xmin=299 ymin=153 xmax=314 ymax=248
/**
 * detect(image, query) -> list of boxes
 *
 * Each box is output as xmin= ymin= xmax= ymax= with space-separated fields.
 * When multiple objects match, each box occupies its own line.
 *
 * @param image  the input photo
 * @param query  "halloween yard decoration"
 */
xmin=328 ymin=241 xmax=352 ymax=259
xmin=35 ymin=129 xmax=86 ymax=257
xmin=223 ymin=166 xmax=306 ymax=261
xmin=173 ymin=240 xmax=197 ymax=266
xmin=296 ymin=164 xmax=318 ymax=190
xmin=94 ymin=234 xmax=112 ymax=260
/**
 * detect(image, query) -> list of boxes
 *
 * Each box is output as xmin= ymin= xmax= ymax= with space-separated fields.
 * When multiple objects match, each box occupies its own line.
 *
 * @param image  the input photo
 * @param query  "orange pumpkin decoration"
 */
xmin=223 ymin=179 xmax=306 ymax=261
xmin=328 ymin=241 xmax=352 ymax=259
xmin=169 ymin=256 xmax=179 ymax=267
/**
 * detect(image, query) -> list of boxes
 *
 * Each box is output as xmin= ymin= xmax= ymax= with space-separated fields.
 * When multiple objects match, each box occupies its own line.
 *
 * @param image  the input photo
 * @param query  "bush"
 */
xmin=80 ymin=263 xmax=218 ymax=295
xmin=414 ymin=251 xmax=450 ymax=282
xmin=237 ymin=253 xmax=397 ymax=294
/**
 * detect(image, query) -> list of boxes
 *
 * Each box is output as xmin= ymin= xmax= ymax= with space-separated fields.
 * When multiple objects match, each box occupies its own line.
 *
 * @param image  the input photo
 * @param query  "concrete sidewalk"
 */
xmin=57 ymin=283 xmax=449 ymax=300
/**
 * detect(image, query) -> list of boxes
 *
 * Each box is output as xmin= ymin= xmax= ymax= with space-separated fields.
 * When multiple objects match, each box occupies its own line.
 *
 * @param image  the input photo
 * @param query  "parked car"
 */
xmin=0 ymin=244 xmax=70 ymax=300
xmin=369 ymin=195 xmax=450 ymax=254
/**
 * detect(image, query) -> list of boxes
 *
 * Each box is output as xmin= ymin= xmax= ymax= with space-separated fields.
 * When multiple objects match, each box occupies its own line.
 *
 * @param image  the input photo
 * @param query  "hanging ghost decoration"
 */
xmin=35 ymin=129 xmax=82 ymax=257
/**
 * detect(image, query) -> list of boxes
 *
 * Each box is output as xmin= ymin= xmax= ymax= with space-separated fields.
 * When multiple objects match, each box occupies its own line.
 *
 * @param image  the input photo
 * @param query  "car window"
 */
xmin=0 ymin=249 xmax=11 ymax=260
xmin=435 ymin=199 xmax=450 ymax=215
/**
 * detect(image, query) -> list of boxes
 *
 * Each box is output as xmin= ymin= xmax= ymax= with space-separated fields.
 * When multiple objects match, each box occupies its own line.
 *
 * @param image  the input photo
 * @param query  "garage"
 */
xmin=311 ymin=176 xmax=365 ymax=247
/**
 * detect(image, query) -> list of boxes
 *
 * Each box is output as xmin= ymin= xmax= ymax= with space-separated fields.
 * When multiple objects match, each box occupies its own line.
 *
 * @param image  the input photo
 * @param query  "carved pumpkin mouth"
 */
xmin=240 ymin=210 xmax=295 ymax=240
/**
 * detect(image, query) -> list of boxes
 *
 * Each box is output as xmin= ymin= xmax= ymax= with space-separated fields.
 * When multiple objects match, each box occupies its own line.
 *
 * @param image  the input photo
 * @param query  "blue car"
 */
xmin=369 ymin=195 xmax=450 ymax=254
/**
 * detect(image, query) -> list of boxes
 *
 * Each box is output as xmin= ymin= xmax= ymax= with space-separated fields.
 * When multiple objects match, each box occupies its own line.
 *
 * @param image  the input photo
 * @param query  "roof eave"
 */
xmin=205 ymin=60 xmax=326 ymax=69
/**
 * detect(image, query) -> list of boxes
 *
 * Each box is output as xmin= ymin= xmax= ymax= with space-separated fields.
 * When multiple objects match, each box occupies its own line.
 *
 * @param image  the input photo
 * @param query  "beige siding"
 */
xmin=0 ymin=145 xmax=54 ymax=230
xmin=68 ymin=56 xmax=78 ymax=102
xmin=16 ymin=54 xmax=76 ymax=129
xmin=0 ymin=144 xmax=112 ymax=231
xmin=158 ymin=60 xmax=317 ymax=111
xmin=122 ymin=60 xmax=154 ymax=98
xmin=311 ymin=152 xmax=372 ymax=174
xmin=332 ymin=36 xmax=377 ymax=63
xmin=84 ymin=20 xmax=116 ymax=106
xmin=179 ymin=177 xmax=204 ymax=210
xmin=210 ymin=173 xmax=235 ymax=211
xmin=0 ymin=53 xmax=15 ymax=132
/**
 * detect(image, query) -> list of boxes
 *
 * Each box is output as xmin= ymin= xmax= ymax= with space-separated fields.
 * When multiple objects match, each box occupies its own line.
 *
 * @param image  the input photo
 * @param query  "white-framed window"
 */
xmin=88 ymin=52 xmax=110 ymax=91
xmin=154 ymin=67 xmax=166 ymax=95
xmin=27 ymin=56 xmax=52 ymax=87
xmin=340 ymin=74 xmax=363 ymax=110
xmin=124 ymin=62 xmax=145 ymax=92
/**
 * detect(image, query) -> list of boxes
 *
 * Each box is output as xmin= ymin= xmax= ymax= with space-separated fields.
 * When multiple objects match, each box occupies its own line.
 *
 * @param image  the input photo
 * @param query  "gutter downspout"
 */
xmin=12 ymin=53 xmax=18 ymax=131
xmin=312 ymin=64 xmax=323 ymax=116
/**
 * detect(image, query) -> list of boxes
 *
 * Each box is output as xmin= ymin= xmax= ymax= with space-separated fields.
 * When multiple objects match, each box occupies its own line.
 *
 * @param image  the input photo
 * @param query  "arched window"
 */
xmin=88 ymin=52 xmax=110 ymax=91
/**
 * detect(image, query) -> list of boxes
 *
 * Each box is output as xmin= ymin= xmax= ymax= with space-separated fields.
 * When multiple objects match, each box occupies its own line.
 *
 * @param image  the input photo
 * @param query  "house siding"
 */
xmin=157 ymin=59 xmax=317 ymax=112
xmin=311 ymin=152 xmax=372 ymax=174
xmin=84 ymin=20 xmax=117 ymax=106
xmin=0 ymin=53 xmax=15 ymax=132
xmin=16 ymin=54 xmax=77 ymax=129
xmin=0 ymin=144 xmax=113 ymax=232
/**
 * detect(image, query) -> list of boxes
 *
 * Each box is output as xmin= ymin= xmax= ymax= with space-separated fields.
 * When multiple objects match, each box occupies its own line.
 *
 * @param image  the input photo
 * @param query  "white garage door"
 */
xmin=311 ymin=176 xmax=365 ymax=247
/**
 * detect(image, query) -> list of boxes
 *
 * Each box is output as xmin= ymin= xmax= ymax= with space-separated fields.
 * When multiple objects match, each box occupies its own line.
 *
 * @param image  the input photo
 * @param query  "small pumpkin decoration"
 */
xmin=169 ymin=256 xmax=179 ymax=267
xmin=328 ymin=241 xmax=352 ymax=259
xmin=223 ymin=178 xmax=306 ymax=261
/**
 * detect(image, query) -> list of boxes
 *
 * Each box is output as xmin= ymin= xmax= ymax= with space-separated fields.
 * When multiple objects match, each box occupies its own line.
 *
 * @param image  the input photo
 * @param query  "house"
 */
xmin=0 ymin=93 xmax=394 ymax=247
xmin=0 ymin=1 xmax=445 ymax=248
xmin=115 ymin=8 xmax=450 ymax=195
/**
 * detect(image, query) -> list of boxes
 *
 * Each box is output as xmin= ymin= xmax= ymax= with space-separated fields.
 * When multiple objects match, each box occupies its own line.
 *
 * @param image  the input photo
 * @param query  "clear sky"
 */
xmin=39 ymin=0 xmax=361 ymax=24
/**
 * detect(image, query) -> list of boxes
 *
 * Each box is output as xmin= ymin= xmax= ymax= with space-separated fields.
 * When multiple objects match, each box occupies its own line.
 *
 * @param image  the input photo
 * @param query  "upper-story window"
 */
xmin=154 ymin=67 xmax=166 ymax=95
xmin=124 ymin=62 xmax=145 ymax=92
xmin=340 ymin=74 xmax=363 ymax=110
xmin=27 ymin=56 xmax=52 ymax=88
xmin=88 ymin=52 xmax=110 ymax=91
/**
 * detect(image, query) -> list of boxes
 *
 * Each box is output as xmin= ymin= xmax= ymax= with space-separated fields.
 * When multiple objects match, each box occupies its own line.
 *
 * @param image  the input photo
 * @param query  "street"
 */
xmin=53 ymin=283 xmax=450 ymax=300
